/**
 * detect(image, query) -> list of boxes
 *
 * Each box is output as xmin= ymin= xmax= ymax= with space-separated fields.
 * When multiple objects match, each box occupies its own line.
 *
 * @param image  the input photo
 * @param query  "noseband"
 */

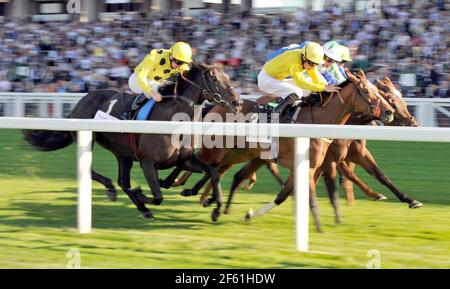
xmin=336 ymin=83 xmax=383 ymax=119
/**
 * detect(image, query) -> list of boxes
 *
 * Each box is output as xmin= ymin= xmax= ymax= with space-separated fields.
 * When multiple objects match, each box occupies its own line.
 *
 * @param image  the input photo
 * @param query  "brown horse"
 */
xmin=169 ymin=69 xmax=395 ymax=232
xmin=23 ymin=63 xmax=241 ymax=221
xmin=323 ymin=77 xmax=422 ymax=208
xmin=215 ymin=75 xmax=422 ymax=224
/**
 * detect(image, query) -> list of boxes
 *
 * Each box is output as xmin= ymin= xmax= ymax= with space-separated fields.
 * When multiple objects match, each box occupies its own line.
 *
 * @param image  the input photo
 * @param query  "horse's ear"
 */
xmin=377 ymin=79 xmax=387 ymax=87
xmin=346 ymin=67 xmax=359 ymax=83
xmin=359 ymin=69 xmax=366 ymax=79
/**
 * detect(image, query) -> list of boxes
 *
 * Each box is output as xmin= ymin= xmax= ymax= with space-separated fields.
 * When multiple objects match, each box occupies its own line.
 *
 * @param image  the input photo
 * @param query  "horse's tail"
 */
xmin=22 ymin=89 xmax=121 ymax=151
xmin=22 ymin=130 xmax=74 ymax=151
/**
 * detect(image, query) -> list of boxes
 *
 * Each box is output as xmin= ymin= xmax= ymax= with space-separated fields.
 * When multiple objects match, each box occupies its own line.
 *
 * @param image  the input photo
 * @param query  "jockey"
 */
xmin=258 ymin=41 xmax=340 ymax=115
xmin=320 ymin=41 xmax=347 ymax=85
xmin=127 ymin=41 xmax=193 ymax=113
xmin=338 ymin=44 xmax=353 ymax=78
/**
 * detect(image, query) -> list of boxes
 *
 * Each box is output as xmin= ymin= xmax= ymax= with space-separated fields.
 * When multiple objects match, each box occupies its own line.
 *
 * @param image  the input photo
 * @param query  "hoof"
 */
xmin=223 ymin=208 xmax=230 ymax=215
xmin=316 ymin=226 xmax=323 ymax=233
xmin=245 ymin=208 xmax=254 ymax=221
xmin=374 ymin=194 xmax=387 ymax=201
xmin=172 ymin=178 xmax=181 ymax=187
xmin=409 ymin=200 xmax=423 ymax=209
xmin=142 ymin=211 xmax=155 ymax=220
xmin=241 ymin=183 xmax=254 ymax=191
xmin=180 ymin=189 xmax=193 ymax=197
xmin=133 ymin=188 xmax=153 ymax=204
xmin=201 ymin=199 xmax=212 ymax=208
xmin=106 ymin=188 xmax=117 ymax=202
xmin=211 ymin=208 xmax=221 ymax=222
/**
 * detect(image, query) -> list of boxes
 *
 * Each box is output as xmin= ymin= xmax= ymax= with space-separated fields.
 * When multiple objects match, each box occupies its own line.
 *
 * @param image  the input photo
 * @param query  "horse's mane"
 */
xmin=158 ymin=62 xmax=213 ymax=96
xmin=317 ymin=79 xmax=351 ymax=98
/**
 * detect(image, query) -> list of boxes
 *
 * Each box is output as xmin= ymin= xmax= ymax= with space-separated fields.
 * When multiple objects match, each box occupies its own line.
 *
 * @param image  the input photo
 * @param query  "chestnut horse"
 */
xmin=323 ymin=77 xmax=422 ymax=209
xmin=210 ymin=75 xmax=422 ymax=225
xmin=169 ymin=69 xmax=394 ymax=232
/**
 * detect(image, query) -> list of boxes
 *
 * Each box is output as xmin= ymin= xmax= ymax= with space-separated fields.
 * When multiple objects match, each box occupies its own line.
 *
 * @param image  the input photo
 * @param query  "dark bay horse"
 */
xmin=166 ymin=69 xmax=395 ymax=232
xmin=23 ymin=63 xmax=241 ymax=221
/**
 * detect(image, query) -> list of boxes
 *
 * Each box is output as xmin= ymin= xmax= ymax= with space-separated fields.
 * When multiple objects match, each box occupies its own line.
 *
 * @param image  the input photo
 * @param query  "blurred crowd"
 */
xmin=0 ymin=0 xmax=448 ymax=98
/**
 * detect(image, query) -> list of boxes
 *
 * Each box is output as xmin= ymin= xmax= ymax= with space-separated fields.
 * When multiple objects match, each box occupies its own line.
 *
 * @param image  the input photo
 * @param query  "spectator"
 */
xmin=0 ymin=1 xmax=447 ymax=97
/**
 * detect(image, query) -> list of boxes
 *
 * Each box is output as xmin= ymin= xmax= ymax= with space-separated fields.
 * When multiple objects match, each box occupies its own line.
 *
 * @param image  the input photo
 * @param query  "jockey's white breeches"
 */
xmin=128 ymin=73 xmax=159 ymax=96
xmin=257 ymin=70 xmax=311 ymax=98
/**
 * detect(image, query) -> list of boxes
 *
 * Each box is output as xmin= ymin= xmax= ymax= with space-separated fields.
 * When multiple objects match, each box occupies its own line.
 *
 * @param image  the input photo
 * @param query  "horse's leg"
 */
xmin=90 ymin=137 xmax=118 ymax=201
xmin=338 ymin=162 xmax=356 ymax=206
xmin=267 ymin=162 xmax=284 ymax=186
xmin=241 ymin=172 xmax=257 ymax=190
xmin=226 ymin=159 xmax=265 ymax=214
xmin=200 ymin=164 xmax=232 ymax=207
xmin=185 ymin=155 xmax=223 ymax=222
xmin=310 ymin=168 xmax=323 ymax=232
xmin=246 ymin=174 xmax=293 ymax=220
xmin=171 ymin=171 xmax=193 ymax=187
xmin=92 ymin=169 xmax=118 ymax=201
xmin=351 ymin=151 xmax=423 ymax=208
xmin=242 ymin=162 xmax=283 ymax=191
xmin=322 ymin=161 xmax=341 ymax=224
xmin=159 ymin=166 xmax=183 ymax=189
xmin=117 ymin=156 xmax=154 ymax=219
xmin=180 ymin=173 xmax=211 ymax=197
xmin=337 ymin=161 xmax=386 ymax=201
xmin=140 ymin=161 xmax=164 ymax=206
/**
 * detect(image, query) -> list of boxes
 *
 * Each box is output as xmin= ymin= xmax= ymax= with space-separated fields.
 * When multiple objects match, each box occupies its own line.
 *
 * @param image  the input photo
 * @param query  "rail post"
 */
xmin=294 ymin=137 xmax=310 ymax=252
xmin=77 ymin=131 xmax=92 ymax=233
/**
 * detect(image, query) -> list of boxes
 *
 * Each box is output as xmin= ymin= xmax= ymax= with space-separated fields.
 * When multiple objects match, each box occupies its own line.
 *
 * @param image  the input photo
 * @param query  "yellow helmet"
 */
xmin=170 ymin=42 xmax=193 ymax=63
xmin=302 ymin=42 xmax=325 ymax=65
xmin=340 ymin=45 xmax=352 ymax=62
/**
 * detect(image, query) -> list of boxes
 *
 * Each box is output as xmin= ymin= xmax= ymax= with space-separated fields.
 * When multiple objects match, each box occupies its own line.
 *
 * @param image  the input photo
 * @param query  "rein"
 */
xmin=308 ymin=80 xmax=382 ymax=125
xmin=180 ymin=68 xmax=228 ymax=106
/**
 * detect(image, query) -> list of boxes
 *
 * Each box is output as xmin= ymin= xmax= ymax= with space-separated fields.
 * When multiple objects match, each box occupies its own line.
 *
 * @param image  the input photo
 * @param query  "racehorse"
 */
xmin=162 ymin=69 xmax=395 ymax=232
xmin=23 ymin=62 xmax=241 ymax=221
xmin=322 ymin=76 xmax=422 ymax=209
xmin=200 ymin=74 xmax=421 ymax=225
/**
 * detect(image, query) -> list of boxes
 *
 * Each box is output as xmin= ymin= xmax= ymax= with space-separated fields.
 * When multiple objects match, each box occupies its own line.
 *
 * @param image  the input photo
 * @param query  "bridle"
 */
xmin=337 ymin=81 xmax=383 ymax=119
xmin=178 ymin=65 xmax=242 ymax=108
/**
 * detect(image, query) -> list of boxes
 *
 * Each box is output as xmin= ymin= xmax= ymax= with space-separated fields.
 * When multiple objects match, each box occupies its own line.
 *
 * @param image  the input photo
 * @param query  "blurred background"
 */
xmin=0 ymin=0 xmax=448 ymax=97
xmin=0 ymin=1 xmax=449 ymax=269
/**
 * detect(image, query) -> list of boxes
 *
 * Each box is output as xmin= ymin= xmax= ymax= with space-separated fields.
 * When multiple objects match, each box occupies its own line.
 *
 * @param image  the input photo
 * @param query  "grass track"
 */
xmin=0 ymin=129 xmax=449 ymax=268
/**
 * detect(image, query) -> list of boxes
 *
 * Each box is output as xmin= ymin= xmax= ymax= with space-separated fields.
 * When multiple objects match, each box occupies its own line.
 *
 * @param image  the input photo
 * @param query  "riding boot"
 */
xmin=122 ymin=93 xmax=148 ymax=120
xmin=274 ymin=93 xmax=299 ymax=115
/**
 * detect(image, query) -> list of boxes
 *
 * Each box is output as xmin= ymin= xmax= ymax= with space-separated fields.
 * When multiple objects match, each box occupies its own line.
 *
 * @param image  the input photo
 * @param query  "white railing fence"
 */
xmin=1 ymin=117 xmax=450 ymax=252
xmin=1 ymin=93 xmax=450 ymax=127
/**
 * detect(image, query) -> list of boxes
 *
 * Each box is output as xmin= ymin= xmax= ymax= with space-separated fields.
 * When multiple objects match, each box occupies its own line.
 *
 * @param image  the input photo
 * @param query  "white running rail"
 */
xmin=1 ymin=117 xmax=450 ymax=252
xmin=1 ymin=93 xmax=450 ymax=127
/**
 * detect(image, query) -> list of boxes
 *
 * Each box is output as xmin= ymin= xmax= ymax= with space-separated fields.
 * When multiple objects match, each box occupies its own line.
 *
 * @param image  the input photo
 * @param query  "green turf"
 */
xmin=0 ymin=129 xmax=449 ymax=268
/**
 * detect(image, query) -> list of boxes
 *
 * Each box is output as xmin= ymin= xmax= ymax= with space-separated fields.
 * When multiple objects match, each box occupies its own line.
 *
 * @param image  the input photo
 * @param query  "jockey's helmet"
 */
xmin=170 ymin=42 xmax=193 ymax=63
xmin=302 ymin=42 xmax=325 ymax=65
xmin=323 ymin=41 xmax=342 ymax=62
xmin=340 ymin=45 xmax=352 ymax=62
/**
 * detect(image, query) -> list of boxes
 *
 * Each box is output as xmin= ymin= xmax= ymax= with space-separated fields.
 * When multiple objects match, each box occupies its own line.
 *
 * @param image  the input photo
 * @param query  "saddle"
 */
xmin=249 ymin=93 xmax=321 ymax=124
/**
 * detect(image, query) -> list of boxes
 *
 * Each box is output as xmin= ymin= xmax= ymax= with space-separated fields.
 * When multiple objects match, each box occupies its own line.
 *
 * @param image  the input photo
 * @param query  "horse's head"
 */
xmin=179 ymin=63 xmax=242 ymax=113
xmin=345 ymin=68 xmax=395 ymax=124
xmin=376 ymin=77 xmax=419 ymax=127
